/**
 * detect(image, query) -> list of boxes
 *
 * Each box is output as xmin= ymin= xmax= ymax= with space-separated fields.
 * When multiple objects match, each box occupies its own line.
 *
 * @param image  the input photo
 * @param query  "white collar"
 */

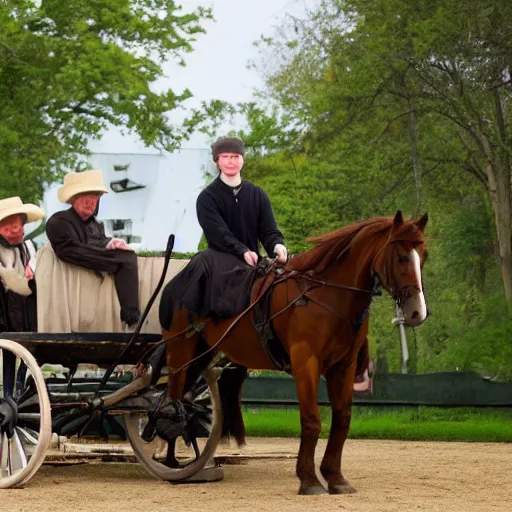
xmin=220 ymin=173 xmax=242 ymax=187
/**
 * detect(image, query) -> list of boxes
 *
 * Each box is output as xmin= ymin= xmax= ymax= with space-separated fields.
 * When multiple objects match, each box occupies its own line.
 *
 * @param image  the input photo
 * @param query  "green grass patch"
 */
xmin=137 ymin=251 xmax=193 ymax=259
xmin=242 ymin=406 xmax=512 ymax=442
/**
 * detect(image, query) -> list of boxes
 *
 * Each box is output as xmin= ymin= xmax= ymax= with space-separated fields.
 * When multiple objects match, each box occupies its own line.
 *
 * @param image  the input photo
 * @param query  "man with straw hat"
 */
xmin=0 ymin=196 xmax=44 ymax=331
xmin=46 ymin=170 xmax=141 ymax=328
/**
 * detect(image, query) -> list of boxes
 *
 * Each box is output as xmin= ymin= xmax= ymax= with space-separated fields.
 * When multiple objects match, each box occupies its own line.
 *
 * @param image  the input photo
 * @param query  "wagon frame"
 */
xmin=0 ymin=235 xmax=225 ymax=489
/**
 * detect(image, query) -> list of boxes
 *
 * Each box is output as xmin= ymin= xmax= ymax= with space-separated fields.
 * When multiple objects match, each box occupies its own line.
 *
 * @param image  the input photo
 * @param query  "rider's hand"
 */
xmin=107 ymin=238 xmax=130 ymax=251
xmin=274 ymin=243 xmax=288 ymax=264
xmin=243 ymin=250 xmax=259 ymax=266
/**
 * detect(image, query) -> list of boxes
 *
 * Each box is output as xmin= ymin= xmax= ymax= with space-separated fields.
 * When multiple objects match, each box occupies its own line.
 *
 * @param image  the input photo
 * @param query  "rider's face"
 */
xmin=217 ymin=153 xmax=244 ymax=176
xmin=0 ymin=214 xmax=25 ymax=245
xmin=72 ymin=193 xmax=100 ymax=221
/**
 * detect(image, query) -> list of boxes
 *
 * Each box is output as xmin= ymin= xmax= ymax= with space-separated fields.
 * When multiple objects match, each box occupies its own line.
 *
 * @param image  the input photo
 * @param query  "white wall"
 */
xmin=33 ymin=149 xmax=215 ymax=253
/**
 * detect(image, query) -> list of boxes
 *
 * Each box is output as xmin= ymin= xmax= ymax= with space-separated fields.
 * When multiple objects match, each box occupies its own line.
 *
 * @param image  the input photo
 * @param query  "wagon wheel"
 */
xmin=124 ymin=367 xmax=223 ymax=481
xmin=0 ymin=339 xmax=52 ymax=489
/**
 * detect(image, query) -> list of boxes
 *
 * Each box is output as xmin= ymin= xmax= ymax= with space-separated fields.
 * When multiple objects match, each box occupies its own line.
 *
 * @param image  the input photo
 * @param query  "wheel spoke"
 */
xmin=1 ymin=349 xmax=17 ymax=398
xmin=194 ymin=388 xmax=210 ymax=403
xmin=196 ymin=417 xmax=212 ymax=432
xmin=18 ymin=413 xmax=41 ymax=421
xmin=16 ymin=427 xmax=39 ymax=446
xmin=8 ymin=431 xmax=28 ymax=474
xmin=1 ymin=432 xmax=9 ymax=478
xmin=15 ymin=363 xmax=28 ymax=399
xmin=17 ymin=394 xmax=40 ymax=411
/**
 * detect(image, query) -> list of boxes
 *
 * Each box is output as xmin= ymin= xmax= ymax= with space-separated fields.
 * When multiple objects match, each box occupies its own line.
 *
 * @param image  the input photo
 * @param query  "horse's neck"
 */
xmin=325 ymin=233 xmax=387 ymax=291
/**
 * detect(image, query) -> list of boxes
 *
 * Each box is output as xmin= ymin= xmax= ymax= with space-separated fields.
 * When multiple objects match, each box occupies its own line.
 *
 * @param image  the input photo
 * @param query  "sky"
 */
xmin=89 ymin=0 xmax=312 ymax=154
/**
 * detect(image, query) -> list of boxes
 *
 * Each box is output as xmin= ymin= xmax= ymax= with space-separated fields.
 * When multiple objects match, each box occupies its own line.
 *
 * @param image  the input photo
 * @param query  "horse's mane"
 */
xmin=289 ymin=216 xmax=395 ymax=274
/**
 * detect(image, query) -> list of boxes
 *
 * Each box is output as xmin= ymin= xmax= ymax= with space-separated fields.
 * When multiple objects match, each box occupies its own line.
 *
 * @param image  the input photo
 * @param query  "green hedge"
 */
xmin=137 ymin=251 xmax=194 ymax=259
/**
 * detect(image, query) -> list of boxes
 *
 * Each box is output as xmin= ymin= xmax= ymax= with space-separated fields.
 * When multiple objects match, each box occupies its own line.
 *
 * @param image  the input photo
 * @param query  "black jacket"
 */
xmin=196 ymin=177 xmax=284 ymax=258
xmin=45 ymin=208 xmax=122 ymax=273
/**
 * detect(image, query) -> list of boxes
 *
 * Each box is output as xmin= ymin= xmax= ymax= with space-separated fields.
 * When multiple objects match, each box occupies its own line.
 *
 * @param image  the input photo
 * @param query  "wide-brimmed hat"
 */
xmin=57 ymin=170 xmax=109 ymax=204
xmin=0 ymin=197 xmax=45 ymax=224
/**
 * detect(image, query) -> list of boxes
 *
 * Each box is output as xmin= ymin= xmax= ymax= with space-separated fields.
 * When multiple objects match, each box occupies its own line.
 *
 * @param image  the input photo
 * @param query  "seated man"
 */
xmin=0 ymin=196 xmax=44 ymax=332
xmin=46 ymin=169 xmax=141 ymax=328
xmin=160 ymin=136 xmax=288 ymax=326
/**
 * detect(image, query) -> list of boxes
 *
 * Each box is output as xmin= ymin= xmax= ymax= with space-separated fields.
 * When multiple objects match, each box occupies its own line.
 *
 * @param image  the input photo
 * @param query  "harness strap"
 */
xmin=171 ymin=268 xmax=381 ymax=375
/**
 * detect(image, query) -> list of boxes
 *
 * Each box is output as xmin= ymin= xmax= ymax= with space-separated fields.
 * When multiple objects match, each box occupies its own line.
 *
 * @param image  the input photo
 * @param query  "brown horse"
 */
xmin=164 ymin=211 xmax=428 ymax=495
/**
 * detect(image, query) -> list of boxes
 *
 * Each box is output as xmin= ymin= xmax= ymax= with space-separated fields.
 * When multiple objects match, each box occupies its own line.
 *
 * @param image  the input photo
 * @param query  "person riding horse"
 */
xmin=164 ymin=210 xmax=429 ymax=494
xmin=0 ymin=197 xmax=44 ymax=332
xmin=46 ymin=170 xmax=141 ymax=329
xmin=160 ymin=136 xmax=288 ymax=325
xmin=198 ymin=135 xmax=287 ymax=268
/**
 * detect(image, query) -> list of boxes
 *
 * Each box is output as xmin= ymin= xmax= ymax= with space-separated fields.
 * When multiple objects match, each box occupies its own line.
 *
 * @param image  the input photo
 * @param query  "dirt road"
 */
xmin=1 ymin=438 xmax=510 ymax=512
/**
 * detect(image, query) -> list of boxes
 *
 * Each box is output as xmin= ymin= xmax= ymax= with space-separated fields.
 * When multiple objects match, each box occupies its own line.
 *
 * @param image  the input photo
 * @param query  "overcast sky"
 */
xmin=89 ymin=0 xmax=311 ymax=154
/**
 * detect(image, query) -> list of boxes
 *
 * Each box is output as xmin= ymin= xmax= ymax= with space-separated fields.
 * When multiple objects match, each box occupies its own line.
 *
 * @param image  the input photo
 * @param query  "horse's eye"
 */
xmin=398 ymin=255 xmax=409 ymax=264
xmin=423 ymin=250 xmax=429 ymax=262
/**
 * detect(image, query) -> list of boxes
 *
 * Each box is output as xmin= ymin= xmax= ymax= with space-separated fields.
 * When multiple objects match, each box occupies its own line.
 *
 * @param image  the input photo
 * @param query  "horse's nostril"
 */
xmin=411 ymin=311 xmax=419 ymax=319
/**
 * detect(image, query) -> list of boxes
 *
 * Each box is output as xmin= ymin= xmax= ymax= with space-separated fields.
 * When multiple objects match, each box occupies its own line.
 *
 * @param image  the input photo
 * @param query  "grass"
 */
xmin=242 ymin=406 xmax=512 ymax=442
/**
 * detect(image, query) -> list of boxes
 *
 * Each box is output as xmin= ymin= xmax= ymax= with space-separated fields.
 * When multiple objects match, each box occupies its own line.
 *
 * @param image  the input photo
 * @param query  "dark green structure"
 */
xmin=242 ymin=372 xmax=512 ymax=407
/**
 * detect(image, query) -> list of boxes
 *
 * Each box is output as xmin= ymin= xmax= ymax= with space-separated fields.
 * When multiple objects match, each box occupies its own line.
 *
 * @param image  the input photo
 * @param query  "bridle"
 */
xmin=370 ymin=237 xmax=425 ymax=310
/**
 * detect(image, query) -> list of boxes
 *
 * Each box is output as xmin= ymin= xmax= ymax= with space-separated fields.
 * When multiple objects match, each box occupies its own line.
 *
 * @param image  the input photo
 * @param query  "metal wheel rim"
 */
xmin=0 ymin=339 xmax=52 ymax=489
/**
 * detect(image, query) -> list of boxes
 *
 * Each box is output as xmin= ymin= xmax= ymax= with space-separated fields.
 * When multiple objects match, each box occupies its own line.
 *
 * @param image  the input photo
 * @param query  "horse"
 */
xmin=163 ymin=210 xmax=429 ymax=495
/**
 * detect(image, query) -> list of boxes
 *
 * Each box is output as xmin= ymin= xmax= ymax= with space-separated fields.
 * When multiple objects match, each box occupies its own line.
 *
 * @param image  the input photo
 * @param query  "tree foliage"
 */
xmin=224 ymin=0 xmax=512 ymax=378
xmin=0 ymin=0 xmax=212 ymax=201
xmin=252 ymin=0 xmax=512 ymax=301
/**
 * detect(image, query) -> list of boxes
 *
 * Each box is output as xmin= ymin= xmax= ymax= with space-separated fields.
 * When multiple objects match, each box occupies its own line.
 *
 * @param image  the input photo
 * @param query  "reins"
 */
xmin=170 ymin=266 xmax=380 ymax=375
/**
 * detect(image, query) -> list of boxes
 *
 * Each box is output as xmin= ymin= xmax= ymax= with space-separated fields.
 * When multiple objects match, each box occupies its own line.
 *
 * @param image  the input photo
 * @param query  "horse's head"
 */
xmin=372 ymin=211 xmax=429 ymax=327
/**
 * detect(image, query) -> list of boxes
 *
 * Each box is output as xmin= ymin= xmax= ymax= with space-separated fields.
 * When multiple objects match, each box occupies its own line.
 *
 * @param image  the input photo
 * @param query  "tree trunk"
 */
xmin=486 ymin=89 xmax=512 ymax=305
xmin=486 ymin=160 xmax=512 ymax=304
xmin=408 ymin=105 xmax=422 ymax=217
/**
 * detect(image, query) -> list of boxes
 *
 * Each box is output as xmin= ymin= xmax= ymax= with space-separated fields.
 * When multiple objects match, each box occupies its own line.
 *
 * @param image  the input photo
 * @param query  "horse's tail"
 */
xmin=218 ymin=363 xmax=248 ymax=447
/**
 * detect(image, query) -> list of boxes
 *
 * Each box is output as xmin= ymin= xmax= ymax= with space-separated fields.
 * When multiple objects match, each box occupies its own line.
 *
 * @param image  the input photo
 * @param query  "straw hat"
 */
xmin=57 ymin=170 xmax=109 ymax=204
xmin=0 ymin=197 xmax=44 ymax=224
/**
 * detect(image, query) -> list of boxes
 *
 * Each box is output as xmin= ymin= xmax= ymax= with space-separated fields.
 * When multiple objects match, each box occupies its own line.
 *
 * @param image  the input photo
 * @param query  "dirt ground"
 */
xmin=1 ymin=438 xmax=510 ymax=512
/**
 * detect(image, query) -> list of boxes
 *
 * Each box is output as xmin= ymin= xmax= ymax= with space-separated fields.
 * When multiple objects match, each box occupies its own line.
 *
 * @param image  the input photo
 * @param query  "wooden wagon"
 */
xmin=0 ymin=239 xmax=224 ymax=488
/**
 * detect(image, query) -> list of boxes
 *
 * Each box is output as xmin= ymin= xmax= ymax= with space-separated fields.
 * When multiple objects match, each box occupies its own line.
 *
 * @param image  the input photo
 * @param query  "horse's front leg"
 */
xmin=165 ymin=318 xmax=199 ymax=468
xmin=320 ymin=358 xmax=358 ymax=494
xmin=293 ymin=353 xmax=327 ymax=495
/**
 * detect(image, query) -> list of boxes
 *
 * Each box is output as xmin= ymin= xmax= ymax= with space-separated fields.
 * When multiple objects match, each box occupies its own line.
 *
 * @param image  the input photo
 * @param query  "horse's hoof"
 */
xmin=328 ymin=483 xmax=357 ymax=495
xmin=298 ymin=484 xmax=328 ymax=495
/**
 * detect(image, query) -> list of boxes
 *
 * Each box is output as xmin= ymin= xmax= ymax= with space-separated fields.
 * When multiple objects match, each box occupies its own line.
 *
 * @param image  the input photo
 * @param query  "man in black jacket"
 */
xmin=197 ymin=136 xmax=287 ymax=266
xmin=46 ymin=170 xmax=141 ymax=328
xmin=160 ymin=136 xmax=287 ymax=328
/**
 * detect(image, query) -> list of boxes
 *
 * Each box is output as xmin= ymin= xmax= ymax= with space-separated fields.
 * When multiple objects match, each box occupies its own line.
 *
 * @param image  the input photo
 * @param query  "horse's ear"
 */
xmin=415 ymin=212 xmax=428 ymax=231
xmin=392 ymin=210 xmax=404 ymax=229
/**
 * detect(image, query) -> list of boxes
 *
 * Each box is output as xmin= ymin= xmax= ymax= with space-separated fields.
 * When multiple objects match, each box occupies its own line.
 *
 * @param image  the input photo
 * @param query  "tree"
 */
xmin=221 ymin=1 xmax=512 ymax=375
xmin=0 ymin=0 xmax=212 ymax=202
xmin=341 ymin=0 xmax=512 ymax=303
xmin=254 ymin=0 xmax=512 ymax=303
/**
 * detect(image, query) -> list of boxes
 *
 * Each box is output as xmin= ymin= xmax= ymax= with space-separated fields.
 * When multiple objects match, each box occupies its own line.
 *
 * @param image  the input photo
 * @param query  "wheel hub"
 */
xmin=142 ymin=393 xmax=188 ymax=444
xmin=0 ymin=397 xmax=18 ymax=438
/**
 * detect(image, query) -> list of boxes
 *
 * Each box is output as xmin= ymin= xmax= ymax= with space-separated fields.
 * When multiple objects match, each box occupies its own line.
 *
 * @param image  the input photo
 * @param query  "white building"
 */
xmin=33 ymin=149 xmax=216 ymax=253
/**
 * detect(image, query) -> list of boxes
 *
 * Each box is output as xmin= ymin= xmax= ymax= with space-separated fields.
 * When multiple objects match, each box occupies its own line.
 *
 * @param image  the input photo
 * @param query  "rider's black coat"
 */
xmin=196 ymin=177 xmax=284 ymax=258
xmin=160 ymin=177 xmax=284 ymax=329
